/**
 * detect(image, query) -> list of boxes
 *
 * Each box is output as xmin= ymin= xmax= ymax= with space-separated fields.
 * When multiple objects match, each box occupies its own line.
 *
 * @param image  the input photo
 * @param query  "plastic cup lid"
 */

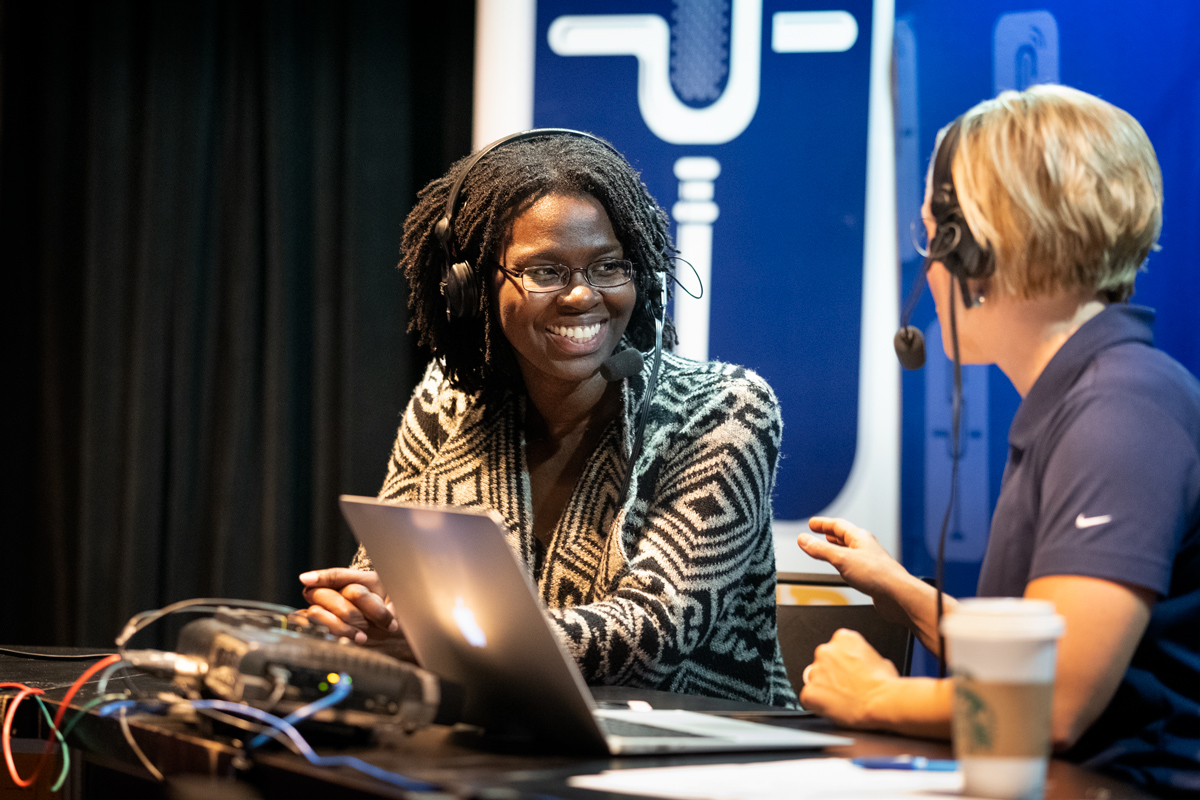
xmin=939 ymin=597 xmax=1065 ymax=640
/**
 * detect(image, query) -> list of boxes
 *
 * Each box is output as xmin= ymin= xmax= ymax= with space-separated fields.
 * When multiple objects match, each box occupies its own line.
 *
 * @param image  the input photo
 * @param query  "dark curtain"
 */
xmin=0 ymin=0 xmax=474 ymax=646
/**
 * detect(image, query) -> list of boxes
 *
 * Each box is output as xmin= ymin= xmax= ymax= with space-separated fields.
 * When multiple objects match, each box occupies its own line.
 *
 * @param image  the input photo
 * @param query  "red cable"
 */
xmin=2 ymin=685 xmax=45 ymax=787
xmin=48 ymin=654 xmax=121 ymax=733
xmin=1 ymin=654 xmax=120 ymax=788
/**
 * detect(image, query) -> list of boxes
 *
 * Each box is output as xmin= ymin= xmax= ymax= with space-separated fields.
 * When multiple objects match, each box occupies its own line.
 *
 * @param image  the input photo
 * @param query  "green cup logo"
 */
xmin=956 ymin=683 xmax=997 ymax=752
xmin=952 ymin=676 xmax=1053 ymax=758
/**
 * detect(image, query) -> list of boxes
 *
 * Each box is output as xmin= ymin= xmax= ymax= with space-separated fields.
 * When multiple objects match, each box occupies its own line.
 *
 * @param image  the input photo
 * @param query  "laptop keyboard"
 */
xmin=598 ymin=717 xmax=704 ymax=738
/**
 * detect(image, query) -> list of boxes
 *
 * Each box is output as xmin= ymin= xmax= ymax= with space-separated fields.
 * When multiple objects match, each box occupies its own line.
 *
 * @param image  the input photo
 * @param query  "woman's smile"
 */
xmin=547 ymin=320 xmax=605 ymax=346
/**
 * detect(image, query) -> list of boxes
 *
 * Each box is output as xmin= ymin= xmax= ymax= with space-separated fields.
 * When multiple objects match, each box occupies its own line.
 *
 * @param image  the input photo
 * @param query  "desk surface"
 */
xmin=1 ymin=650 xmax=1156 ymax=800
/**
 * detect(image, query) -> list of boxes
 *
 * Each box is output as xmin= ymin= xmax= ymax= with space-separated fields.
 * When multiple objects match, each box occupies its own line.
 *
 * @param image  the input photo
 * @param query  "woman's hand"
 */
xmin=798 ymin=629 xmax=901 ymax=728
xmin=800 ymin=629 xmax=953 ymax=739
xmin=797 ymin=517 xmax=912 ymax=626
xmin=297 ymin=569 xmax=413 ymax=660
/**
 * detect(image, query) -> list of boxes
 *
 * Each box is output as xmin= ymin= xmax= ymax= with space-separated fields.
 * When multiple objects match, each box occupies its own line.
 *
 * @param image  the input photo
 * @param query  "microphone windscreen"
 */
xmin=599 ymin=349 xmax=644 ymax=382
xmin=894 ymin=326 xmax=927 ymax=370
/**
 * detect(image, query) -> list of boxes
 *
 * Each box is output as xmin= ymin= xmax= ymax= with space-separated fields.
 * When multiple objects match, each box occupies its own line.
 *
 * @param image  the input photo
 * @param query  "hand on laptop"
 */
xmin=297 ymin=568 xmax=415 ymax=662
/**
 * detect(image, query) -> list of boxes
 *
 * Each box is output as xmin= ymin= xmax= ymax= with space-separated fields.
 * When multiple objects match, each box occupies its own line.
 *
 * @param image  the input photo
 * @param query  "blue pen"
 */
xmin=852 ymin=756 xmax=959 ymax=771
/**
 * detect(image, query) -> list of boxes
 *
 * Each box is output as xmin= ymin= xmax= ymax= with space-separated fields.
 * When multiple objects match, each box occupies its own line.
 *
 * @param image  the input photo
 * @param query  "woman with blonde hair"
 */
xmin=798 ymin=85 xmax=1199 ymax=797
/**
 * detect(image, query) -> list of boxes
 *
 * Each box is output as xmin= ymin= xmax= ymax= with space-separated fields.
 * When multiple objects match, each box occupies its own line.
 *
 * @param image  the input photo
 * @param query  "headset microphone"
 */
xmin=893 ymin=326 xmax=926 ymax=371
xmin=893 ymin=255 xmax=930 ymax=370
xmin=600 ymin=349 xmax=644 ymax=382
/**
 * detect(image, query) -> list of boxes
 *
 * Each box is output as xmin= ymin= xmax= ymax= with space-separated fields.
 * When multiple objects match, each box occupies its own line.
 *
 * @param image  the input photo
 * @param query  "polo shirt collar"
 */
xmin=1008 ymin=304 xmax=1155 ymax=450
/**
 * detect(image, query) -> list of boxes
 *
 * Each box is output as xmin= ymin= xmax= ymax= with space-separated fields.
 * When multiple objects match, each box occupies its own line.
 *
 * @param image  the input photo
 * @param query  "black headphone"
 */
xmin=926 ymin=116 xmax=995 ymax=307
xmin=434 ymin=128 xmax=628 ymax=320
xmin=893 ymin=116 xmax=997 ymax=371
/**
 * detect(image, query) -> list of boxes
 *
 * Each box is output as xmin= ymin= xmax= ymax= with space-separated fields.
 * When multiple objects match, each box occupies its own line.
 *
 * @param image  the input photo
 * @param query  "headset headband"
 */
xmin=929 ymin=116 xmax=963 ymax=225
xmin=925 ymin=115 xmax=995 ymax=305
xmin=434 ymin=128 xmax=621 ymax=263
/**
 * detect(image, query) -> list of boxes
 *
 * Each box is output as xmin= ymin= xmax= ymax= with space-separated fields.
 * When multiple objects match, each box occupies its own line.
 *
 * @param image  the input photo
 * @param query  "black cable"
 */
xmin=934 ymin=277 xmax=967 ymax=679
xmin=668 ymin=255 xmax=704 ymax=300
xmin=616 ymin=277 xmax=667 ymax=504
xmin=899 ymin=258 xmax=930 ymax=331
xmin=0 ymin=646 xmax=116 ymax=660
xmin=116 ymin=598 xmax=296 ymax=649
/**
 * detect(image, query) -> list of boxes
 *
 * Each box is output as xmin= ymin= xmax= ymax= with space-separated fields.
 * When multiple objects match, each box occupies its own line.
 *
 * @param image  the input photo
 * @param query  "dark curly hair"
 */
xmin=400 ymin=132 xmax=678 ymax=394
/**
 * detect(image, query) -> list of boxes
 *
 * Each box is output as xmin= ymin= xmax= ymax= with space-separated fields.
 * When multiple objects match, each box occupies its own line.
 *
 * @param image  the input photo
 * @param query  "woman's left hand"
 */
xmin=798 ymin=628 xmax=901 ymax=729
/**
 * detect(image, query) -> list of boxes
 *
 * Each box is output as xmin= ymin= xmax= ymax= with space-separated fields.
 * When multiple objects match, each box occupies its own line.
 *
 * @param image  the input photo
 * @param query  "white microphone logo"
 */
xmin=548 ymin=1 xmax=858 ymax=359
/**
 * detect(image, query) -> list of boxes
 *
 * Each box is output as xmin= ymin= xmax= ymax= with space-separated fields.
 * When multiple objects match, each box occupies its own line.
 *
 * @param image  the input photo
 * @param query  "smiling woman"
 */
xmin=297 ymin=131 xmax=798 ymax=707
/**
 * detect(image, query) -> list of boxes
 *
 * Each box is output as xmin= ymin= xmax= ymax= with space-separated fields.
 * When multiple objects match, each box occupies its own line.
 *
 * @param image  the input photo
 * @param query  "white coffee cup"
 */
xmin=940 ymin=598 xmax=1065 ymax=800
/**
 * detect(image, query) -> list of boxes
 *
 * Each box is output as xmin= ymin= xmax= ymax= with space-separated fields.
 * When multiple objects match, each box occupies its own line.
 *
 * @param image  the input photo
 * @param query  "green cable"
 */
xmin=32 ymin=696 xmax=70 ymax=792
xmin=58 ymin=694 xmax=130 ymax=741
xmin=31 ymin=692 xmax=128 ymax=793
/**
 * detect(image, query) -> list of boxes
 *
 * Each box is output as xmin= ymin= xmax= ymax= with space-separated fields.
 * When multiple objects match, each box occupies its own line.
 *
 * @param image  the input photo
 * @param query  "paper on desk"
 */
xmin=569 ymin=757 xmax=972 ymax=800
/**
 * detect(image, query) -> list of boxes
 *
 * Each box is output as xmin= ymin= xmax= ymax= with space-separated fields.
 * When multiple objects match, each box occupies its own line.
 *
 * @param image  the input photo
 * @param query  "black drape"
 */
xmin=0 ymin=0 xmax=474 ymax=646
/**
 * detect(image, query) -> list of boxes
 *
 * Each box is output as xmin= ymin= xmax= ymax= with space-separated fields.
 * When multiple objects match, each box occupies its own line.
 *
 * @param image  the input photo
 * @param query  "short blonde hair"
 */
xmin=952 ymin=84 xmax=1162 ymax=301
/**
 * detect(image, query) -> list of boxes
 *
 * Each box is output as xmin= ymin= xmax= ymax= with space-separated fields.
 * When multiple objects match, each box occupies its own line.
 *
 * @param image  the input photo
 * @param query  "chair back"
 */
xmin=776 ymin=572 xmax=914 ymax=694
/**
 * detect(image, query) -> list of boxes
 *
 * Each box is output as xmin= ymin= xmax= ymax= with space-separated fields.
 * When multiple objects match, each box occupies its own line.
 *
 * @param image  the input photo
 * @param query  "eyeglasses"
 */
xmin=497 ymin=259 xmax=635 ymax=292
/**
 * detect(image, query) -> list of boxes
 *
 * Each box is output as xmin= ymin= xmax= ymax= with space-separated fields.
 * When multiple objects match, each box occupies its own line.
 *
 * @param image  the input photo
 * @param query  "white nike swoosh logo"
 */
xmin=1075 ymin=513 xmax=1113 ymax=529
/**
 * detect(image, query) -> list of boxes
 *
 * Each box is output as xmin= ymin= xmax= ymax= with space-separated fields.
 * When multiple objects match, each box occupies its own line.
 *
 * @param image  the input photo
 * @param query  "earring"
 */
xmin=968 ymin=278 xmax=988 ymax=308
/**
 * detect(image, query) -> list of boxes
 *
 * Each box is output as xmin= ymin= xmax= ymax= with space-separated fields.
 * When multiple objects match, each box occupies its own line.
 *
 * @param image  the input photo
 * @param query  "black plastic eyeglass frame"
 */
xmin=496 ymin=260 xmax=635 ymax=293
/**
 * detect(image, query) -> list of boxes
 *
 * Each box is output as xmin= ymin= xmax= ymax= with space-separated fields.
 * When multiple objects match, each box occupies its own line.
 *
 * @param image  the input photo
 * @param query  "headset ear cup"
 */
xmin=930 ymin=220 xmax=962 ymax=266
xmin=952 ymin=224 xmax=994 ymax=281
xmin=957 ymin=238 xmax=983 ymax=279
xmin=965 ymin=239 xmax=995 ymax=280
xmin=931 ymin=214 xmax=995 ymax=283
xmin=444 ymin=259 xmax=480 ymax=318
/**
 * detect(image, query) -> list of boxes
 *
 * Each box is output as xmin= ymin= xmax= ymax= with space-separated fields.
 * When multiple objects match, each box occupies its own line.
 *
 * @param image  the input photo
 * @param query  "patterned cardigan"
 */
xmin=352 ymin=351 xmax=798 ymax=707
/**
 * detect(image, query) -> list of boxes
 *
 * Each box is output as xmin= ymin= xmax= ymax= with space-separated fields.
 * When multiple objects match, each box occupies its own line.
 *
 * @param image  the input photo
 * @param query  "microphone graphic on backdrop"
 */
xmin=549 ymin=1 xmax=859 ymax=361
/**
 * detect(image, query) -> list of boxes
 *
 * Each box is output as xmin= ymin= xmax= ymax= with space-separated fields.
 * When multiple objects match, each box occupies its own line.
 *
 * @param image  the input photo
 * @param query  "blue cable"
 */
xmin=95 ymin=674 xmax=437 ymax=792
xmin=188 ymin=698 xmax=439 ymax=792
xmin=97 ymin=699 xmax=142 ymax=716
xmin=246 ymin=674 xmax=353 ymax=749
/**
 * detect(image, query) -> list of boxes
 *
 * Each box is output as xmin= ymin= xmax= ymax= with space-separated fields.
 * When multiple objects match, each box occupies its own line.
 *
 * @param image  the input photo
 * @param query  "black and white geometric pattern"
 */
xmin=353 ymin=351 xmax=798 ymax=707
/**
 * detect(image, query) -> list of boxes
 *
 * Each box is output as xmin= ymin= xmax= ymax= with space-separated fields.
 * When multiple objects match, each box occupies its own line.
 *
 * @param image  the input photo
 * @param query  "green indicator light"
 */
xmin=318 ymin=681 xmax=329 ymax=692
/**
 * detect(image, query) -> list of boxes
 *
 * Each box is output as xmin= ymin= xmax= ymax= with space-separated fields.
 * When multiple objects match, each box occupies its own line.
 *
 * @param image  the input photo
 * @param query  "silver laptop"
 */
xmin=339 ymin=496 xmax=851 ymax=755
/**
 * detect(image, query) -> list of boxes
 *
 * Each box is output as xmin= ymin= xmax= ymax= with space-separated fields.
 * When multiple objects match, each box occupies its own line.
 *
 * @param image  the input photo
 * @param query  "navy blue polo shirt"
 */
xmin=977 ymin=304 xmax=1200 ymax=796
